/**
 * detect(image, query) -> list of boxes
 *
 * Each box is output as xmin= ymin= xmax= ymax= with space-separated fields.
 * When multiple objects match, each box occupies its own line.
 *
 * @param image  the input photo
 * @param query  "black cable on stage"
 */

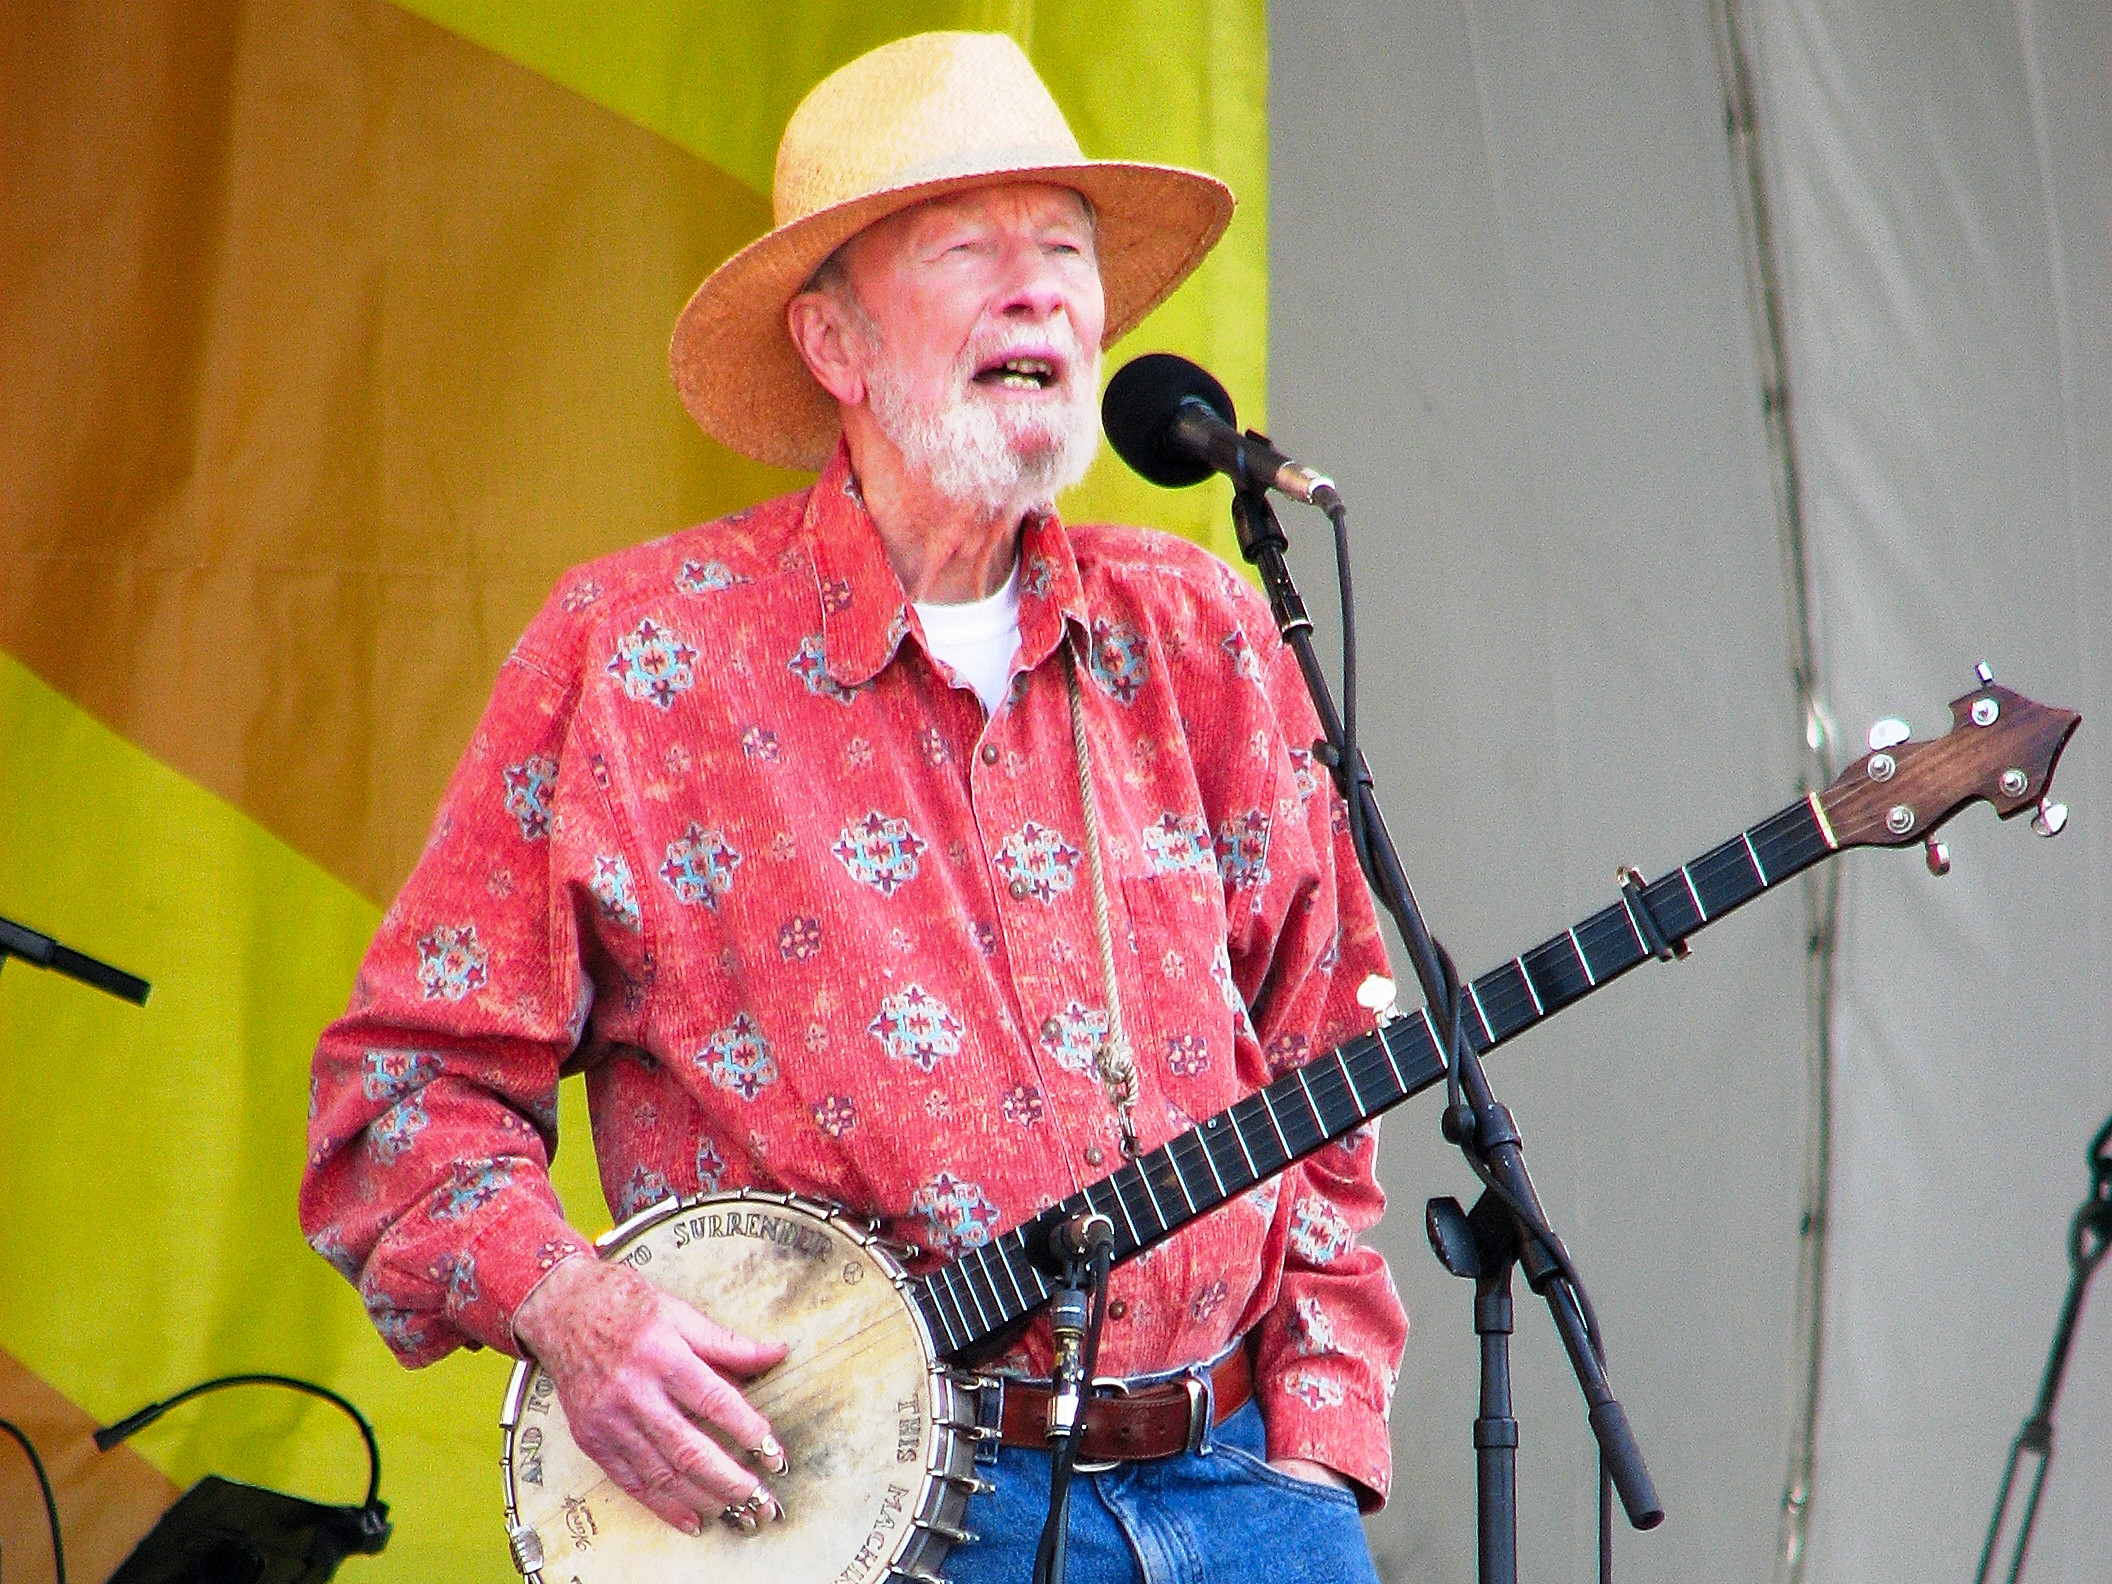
xmin=1325 ymin=494 xmax=1612 ymax=1357
xmin=1 ymin=1414 xmax=66 ymax=1584
xmin=1328 ymin=499 xmax=1377 ymax=893
xmin=0 ymin=1375 xmax=385 ymax=1584
xmin=95 ymin=1372 xmax=383 ymax=1512
xmin=1102 ymin=352 xmax=1655 ymax=1575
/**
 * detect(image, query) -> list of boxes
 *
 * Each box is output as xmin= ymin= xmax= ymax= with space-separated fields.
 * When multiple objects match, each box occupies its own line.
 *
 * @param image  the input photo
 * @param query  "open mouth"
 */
xmin=972 ymin=355 xmax=1062 ymax=391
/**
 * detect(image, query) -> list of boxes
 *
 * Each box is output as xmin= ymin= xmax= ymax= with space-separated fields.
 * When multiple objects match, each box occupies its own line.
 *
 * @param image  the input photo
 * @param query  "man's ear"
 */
xmin=787 ymin=291 xmax=866 ymax=407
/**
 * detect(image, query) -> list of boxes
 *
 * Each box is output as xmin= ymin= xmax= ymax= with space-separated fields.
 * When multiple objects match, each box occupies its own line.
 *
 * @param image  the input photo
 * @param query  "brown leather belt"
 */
xmin=995 ymin=1345 xmax=1252 ymax=1464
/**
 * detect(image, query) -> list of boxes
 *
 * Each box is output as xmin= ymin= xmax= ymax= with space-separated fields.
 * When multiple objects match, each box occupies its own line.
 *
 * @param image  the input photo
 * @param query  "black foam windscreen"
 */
xmin=1101 ymin=353 xmax=1237 ymax=490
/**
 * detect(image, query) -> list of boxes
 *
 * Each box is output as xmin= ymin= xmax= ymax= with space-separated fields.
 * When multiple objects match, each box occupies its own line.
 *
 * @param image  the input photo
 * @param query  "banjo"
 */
xmin=499 ymin=675 xmax=2077 ymax=1584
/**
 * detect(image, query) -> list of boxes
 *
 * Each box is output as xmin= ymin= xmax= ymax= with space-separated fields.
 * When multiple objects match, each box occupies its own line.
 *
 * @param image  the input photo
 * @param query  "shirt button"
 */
xmin=979 ymin=743 xmax=1000 ymax=765
xmin=1008 ymin=878 xmax=1029 ymax=900
xmin=1108 ymin=1299 xmax=1128 ymax=1319
xmin=1084 ymin=1145 xmax=1105 ymax=1166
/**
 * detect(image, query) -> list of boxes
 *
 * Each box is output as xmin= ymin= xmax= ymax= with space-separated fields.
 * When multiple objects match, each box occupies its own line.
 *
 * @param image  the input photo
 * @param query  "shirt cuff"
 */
xmin=457 ymin=1201 xmax=598 ymax=1358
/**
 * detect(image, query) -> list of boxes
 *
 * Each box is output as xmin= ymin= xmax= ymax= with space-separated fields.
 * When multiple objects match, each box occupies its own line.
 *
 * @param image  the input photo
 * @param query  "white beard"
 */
xmin=861 ymin=330 xmax=1102 ymax=517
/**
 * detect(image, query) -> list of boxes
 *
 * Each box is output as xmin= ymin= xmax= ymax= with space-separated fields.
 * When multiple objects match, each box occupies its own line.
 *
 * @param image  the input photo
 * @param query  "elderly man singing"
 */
xmin=302 ymin=32 xmax=1405 ymax=1584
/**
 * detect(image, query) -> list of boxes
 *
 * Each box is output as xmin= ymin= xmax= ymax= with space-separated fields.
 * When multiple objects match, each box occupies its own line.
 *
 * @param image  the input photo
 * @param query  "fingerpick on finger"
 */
xmin=753 ymin=1431 xmax=789 ymax=1475
xmin=718 ymin=1478 xmax=786 ymax=1532
xmin=653 ymin=1403 xmax=777 ymax=1518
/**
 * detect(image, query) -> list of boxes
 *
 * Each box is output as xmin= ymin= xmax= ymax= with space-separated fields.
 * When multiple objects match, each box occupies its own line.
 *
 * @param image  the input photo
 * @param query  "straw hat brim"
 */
xmin=669 ymin=161 xmax=1234 ymax=471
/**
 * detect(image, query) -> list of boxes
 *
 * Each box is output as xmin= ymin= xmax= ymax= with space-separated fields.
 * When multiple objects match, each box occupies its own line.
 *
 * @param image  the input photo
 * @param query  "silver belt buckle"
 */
xmin=1067 ymin=1367 xmax=1217 ymax=1473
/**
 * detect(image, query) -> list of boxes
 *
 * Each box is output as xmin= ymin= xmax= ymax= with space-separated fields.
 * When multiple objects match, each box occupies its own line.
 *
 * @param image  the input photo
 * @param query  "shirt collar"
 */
xmin=1011 ymin=506 xmax=1090 ymax=675
xmin=802 ymin=439 xmax=1092 ymax=691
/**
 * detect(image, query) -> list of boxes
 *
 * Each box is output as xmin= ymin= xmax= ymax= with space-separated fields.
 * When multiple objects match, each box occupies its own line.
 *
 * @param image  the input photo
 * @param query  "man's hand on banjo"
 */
xmin=513 ymin=1255 xmax=790 ymax=1536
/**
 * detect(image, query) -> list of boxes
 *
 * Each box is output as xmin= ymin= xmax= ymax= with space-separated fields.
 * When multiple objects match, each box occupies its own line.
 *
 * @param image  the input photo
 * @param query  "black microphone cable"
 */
xmin=95 ymin=1372 xmax=383 ymax=1515
xmin=0 ymin=1413 xmax=66 ymax=1584
xmin=1104 ymin=350 xmax=1641 ymax=1579
xmin=1324 ymin=476 xmax=1624 ymax=1584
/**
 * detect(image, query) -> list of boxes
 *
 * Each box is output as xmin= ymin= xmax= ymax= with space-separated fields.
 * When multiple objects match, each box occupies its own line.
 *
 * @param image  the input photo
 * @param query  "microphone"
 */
xmin=1102 ymin=353 xmax=1339 ymax=509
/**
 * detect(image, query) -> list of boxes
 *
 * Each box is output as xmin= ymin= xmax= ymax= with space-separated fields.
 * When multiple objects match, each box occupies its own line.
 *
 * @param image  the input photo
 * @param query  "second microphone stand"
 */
xmin=1226 ymin=476 xmax=1663 ymax=1584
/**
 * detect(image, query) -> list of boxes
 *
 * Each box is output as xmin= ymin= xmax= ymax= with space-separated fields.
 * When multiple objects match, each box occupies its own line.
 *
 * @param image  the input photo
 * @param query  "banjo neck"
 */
xmin=910 ymin=792 xmax=1843 ymax=1358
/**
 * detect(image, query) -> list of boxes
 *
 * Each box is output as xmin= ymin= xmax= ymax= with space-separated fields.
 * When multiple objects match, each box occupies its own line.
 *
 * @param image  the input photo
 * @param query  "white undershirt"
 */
xmin=914 ymin=565 xmax=1022 ymax=714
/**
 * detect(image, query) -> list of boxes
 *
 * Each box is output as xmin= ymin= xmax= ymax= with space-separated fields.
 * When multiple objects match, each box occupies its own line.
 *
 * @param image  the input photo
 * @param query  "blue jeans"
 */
xmin=942 ymin=1398 xmax=1381 ymax=1584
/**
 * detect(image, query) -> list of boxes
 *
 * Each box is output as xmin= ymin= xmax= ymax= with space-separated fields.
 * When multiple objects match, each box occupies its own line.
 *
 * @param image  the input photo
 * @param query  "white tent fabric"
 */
xmin=1756 ymin=2 xmax=2111 ymax=1579
xmin=1267 ymin=2 xmax=2110 ymax=1580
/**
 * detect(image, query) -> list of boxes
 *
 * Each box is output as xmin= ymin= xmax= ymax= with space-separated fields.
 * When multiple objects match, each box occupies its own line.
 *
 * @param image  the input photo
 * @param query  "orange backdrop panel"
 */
xmin=2 ymin=0 xmax=794 ymax=908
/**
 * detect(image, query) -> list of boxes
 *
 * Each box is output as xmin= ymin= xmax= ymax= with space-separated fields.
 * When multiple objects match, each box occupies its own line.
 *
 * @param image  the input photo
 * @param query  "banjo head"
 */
xmin=500 ymin=1190 xmax=978 ymax=1584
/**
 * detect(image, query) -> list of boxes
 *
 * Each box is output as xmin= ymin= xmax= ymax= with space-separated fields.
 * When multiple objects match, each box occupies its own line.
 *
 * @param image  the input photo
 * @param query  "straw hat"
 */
xmin=669 ymin=31 xmax=1235 ymax=470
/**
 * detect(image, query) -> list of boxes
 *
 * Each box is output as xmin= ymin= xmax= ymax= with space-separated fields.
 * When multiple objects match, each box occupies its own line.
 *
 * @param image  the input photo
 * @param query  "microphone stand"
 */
xmin=1974 ymin=1108 xmax=2111 ymax=1584
xmin=1226 ymin=475 xmax=1663 ymax=1584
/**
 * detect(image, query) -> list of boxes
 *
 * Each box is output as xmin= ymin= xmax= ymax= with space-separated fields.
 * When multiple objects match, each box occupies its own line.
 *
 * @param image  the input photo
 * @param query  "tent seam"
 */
xmin=1705 ymin=4 xmax=1842 ymax=1581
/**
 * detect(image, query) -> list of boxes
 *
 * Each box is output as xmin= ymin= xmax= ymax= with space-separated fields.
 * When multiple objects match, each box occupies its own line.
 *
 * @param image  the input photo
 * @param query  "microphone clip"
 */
xmin=1051 ymin=1211 xmax=1115 ymax=1263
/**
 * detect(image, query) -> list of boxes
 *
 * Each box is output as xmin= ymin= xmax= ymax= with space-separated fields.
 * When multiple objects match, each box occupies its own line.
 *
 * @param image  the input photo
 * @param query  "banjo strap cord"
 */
xmin=1066 ymin=652 xmax=1141 ymax=1159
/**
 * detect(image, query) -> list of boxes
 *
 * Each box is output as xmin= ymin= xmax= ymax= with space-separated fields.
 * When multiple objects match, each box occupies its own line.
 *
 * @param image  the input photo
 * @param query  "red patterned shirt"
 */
xmin=300 ymin=443 xmax=1409 ymax=1499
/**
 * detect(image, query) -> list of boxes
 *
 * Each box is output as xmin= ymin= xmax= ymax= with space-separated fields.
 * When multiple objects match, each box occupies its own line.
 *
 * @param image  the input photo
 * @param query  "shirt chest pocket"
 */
xmin=1117 ymin=870 xmax=1245 ymax=1117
